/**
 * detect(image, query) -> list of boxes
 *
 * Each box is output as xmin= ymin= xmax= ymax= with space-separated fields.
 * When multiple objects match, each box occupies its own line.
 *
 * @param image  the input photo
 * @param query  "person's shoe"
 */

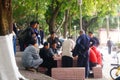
xmin=37 ymin=67 xmax=48 ymax=73
xmin=25 ymin=67 xmax=37 ymax=72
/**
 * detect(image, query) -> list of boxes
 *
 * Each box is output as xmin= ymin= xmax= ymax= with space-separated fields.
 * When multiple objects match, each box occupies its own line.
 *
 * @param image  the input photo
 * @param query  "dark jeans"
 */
xmin=40 ymin=59 xmax=57 ymax=76
xmin=77 ymin=52 xmax=89 ymax=78
xmin=13 ymin=36 xmax=16 ymax=55
xmin=89 ymin=62 xmax=97 ymax=70
xmin=62 ymin=56 xmax=73 ymax=67
xmin=108 ymin=46 xmax=112 ymax=54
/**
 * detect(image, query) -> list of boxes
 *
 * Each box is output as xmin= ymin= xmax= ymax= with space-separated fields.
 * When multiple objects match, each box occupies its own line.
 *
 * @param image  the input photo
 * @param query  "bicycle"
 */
xmin=110 ymin=50 xmax=120 ymax=80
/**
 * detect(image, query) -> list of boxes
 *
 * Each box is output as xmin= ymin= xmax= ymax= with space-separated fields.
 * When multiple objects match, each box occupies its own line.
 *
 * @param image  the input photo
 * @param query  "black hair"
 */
xmin=50 ymin=31 xmax=55 ymax=35
xmin=88 ymin=31 xmax=93 ymax=34
xmin=51 ymin=41 xmax=57 ymax=45
xmin=30 ymin=21 xmax=35 ymax=26
xmin=30 ymin=38 xmax=37 ymax=45
xmin=35 ymin=21 xmax=39 ymax=24
xmin=44 ymin=42 xmax=49 ymax=46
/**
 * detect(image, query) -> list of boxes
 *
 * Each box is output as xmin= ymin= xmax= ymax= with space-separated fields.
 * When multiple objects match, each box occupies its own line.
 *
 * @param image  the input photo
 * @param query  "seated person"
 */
xmin=39 ymin=42 xmax=57 ymax=76
xmin=21 ymin=37 xmax=43 ymax=72
xmin=49 ymin=41 xmax=61 ymax=59
xmin=47 ymin=31 xmax=62 ymax=50
xmin=90 ymin=45 xmax=102 ymax=67
xmin=89 ymin=48 xmax=98 ymax=70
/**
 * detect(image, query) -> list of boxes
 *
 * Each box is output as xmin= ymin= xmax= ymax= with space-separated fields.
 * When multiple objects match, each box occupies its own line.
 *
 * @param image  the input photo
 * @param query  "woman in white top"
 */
xmin=62 ymin=37 xmax=75 ymax=57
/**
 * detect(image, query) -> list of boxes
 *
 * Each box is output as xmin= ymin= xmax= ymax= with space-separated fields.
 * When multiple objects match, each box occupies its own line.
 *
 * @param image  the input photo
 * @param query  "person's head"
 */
xmin=68 ymin=36 xmax=73 ymax=39
xmin=30 ymin=21 xmax=37 ymax=28
xmin=30 ymin=34 xmax=37 ymax=45
xmin=35 ymin=21 xmax=39 ymax=28
xmin=79 ymin=30 xmax=85 ymax=35
xmin=88 ymin=31 xmax=93 ymax=38
xmin=39 ymin=27 xmax=42 ymax=30
xmin=51 ymin=41 xmax=57 ymax=49
xmin=43 ymin=42 xmax=49 ymax=49
xmin=50 ymin=31 xmax=56 ymax=38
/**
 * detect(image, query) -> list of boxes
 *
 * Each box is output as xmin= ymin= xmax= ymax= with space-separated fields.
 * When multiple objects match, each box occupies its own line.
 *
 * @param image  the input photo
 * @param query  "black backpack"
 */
xmin=18 ymin=27 xmax=31 ymax=42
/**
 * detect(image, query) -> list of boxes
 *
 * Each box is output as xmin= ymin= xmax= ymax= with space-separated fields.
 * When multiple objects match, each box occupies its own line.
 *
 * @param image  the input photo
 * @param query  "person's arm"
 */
xmin=49 ymin=48 xmax=55 ymax=56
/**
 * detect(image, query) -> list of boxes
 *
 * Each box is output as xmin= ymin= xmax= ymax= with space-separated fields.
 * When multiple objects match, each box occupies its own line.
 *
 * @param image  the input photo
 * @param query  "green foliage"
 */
xmin=12 ymin=0 xmax=120 ymax=34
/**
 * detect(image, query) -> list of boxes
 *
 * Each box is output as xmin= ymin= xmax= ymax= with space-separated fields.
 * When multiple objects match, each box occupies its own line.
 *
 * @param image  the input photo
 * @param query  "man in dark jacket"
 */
xmin=47 ymin=31 xmax=62 ymax=50
xmin=72 ymin=30 xmax=90 ymax=78
xmin=88 ymin=31 xmax=100 ymax=47
xmin=39 ymin=42 xmax=57 ymax=76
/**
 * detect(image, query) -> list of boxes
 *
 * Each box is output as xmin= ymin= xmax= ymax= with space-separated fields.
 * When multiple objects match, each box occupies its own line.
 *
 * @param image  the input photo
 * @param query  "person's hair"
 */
xmin=68 ymin=36 xmax=73 ymax=39
xmin=51 ymin=41 xmax=57 ymax=45
xmin=44 ymin=42 xmax=49 ymax=46
xmin=88 ymin=31 xmax=93 ymax=34
xmin=30 ymin=21 xmax=35 ymax=26
xmin=30 ymin=38 xmax=37 ymax=45
xmin=50 ymin=31 xmax=55 ymax=35
xmin=35 ymin=21 xmax=39 ymax=24
xmin=80 ymin=30 xmax=85 ymax=34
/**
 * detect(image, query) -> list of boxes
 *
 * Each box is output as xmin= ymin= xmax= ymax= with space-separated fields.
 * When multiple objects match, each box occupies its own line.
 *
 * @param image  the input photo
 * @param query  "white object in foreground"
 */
xmin=0 ymin=34 xmax=28 ymax=80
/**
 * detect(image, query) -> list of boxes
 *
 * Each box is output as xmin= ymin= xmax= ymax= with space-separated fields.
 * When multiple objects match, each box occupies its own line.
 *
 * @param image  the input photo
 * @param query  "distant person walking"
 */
xmin=107 ymin=38 xmax=113 ymax=54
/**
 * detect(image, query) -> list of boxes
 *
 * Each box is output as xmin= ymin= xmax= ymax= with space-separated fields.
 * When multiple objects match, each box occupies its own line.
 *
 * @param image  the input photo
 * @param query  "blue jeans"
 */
xmin=13 ymin=35 xmax=16 ymax=55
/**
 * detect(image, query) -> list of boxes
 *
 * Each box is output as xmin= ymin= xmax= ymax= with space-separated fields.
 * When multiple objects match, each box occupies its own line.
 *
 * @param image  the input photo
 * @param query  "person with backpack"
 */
xmin=72 ymin=30 xmax=90 ymax=78
xmin=18 ymin=21 xmax=38 ymax=51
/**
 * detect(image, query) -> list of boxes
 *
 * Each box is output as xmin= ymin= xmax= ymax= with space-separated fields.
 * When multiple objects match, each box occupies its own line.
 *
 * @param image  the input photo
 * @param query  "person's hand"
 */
xmin=73 ymin=56 xmax=78 ymax=60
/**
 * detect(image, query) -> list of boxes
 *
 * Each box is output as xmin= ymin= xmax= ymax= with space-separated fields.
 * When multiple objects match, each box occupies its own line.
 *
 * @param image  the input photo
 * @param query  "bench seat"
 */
xmin=52 ymin=67 xmax=85 ymax=80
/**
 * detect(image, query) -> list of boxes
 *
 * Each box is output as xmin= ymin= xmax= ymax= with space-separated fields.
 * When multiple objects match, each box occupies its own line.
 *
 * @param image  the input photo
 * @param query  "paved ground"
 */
xmin=16 ymin=46 xmax=116 ymax=80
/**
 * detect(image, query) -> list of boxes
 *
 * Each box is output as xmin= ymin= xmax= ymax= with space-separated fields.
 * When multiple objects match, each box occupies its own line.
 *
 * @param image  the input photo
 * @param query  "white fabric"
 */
xmin=0 ymin=34 xmax=27 ymax=80
xmin=62 ymin=39 xmax=75 ymax=57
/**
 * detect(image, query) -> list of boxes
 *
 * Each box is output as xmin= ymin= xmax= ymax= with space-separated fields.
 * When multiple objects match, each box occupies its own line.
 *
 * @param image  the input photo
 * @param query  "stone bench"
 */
xmin=92 ymin=66 xmax=103 ymax=78
xmin=55 ymin=59 xmax=103 ymax=78
xmin=52 ymin=67 xmax=85 ymax=80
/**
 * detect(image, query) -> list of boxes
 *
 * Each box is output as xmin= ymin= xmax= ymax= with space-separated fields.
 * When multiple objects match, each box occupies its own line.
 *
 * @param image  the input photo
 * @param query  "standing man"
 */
xmin=107 ymin=38 xmax=113 ymax=54
xmin=88 ymin=31 xmax=100 ymax=47
xmin=72 ymin=30 xmax=90 ymax=78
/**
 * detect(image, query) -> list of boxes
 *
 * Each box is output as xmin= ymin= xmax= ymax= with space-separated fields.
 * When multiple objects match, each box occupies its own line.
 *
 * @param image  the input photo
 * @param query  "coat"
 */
xmin=22 ymin=45 xmax=43 ymax=69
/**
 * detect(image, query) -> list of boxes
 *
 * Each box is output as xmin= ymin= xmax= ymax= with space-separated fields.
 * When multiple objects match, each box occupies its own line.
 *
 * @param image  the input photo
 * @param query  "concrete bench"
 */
xmin=52 ymin=67 xmax=85 ymax=80
xmin=56 ymin=59 xmax=103 ymax=78
xmin=92 ymin=66 xmax=103 ymax=78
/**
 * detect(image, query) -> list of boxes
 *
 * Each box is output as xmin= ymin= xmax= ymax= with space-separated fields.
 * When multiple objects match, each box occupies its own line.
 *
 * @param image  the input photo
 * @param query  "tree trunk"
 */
xmin=46 ymin=1 xmax=62 ymax=33
xmin=63 ymin=10 xmax=69 ymax=38
xmin=0 ymin=0 xmax=26 ymax=80
xmin=48 ymin=6 xmax=60 ymax=32
xmin=0 ymin=0 xmax=12 ymax=35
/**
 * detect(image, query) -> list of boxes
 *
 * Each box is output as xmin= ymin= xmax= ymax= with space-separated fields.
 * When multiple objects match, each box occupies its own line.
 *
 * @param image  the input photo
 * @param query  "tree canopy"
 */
xmin=12 ymin=0 xmax=120 ymax=37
